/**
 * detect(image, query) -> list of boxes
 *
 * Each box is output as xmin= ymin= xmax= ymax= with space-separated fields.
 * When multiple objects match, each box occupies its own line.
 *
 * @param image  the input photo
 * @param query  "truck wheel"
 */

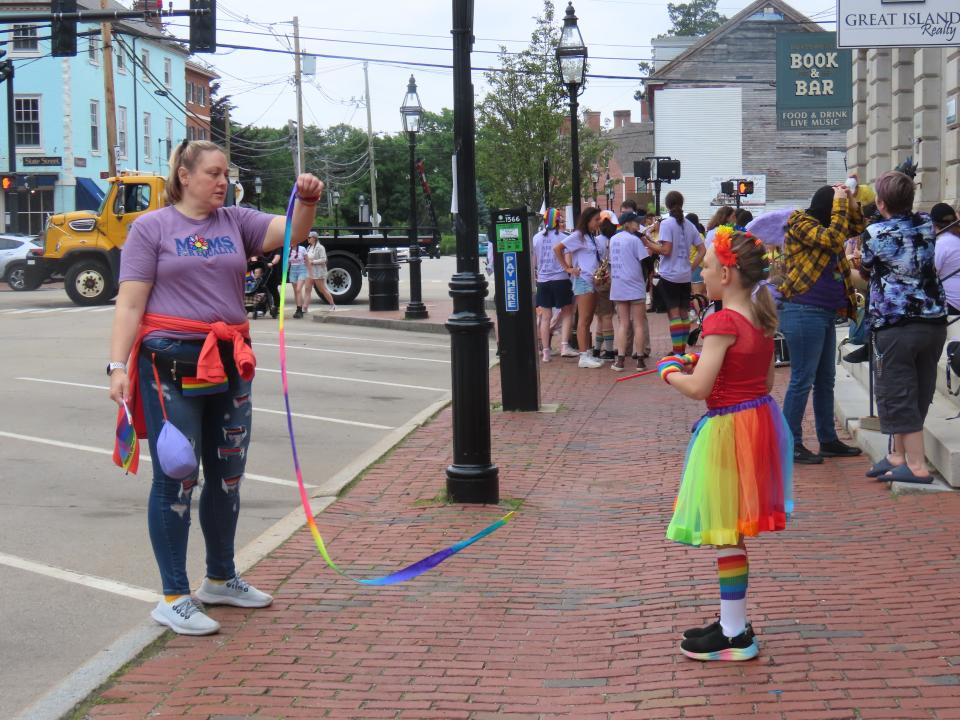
xmin=5 ymin=263 xmax=42 ymax=291
xmin=322 ymin=258 xmax=362 ymax=304
xmin=65 ymin=260 xmax=116 ymax=306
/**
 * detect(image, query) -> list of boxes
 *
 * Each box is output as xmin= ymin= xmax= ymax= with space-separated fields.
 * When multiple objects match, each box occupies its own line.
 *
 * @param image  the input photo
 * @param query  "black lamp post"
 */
xmin=332 ymin=190 xmax=341 ymax=237
xmin=591 ymin=170 xmax=599 ymax=207
xmin=254 ymin=175 xmax=262 ymax=211
xmin=446 ymin=0 xmax=498 ymax=504
xmin=556 ymin=2 xmax=587 ymax=223
xmin=401 ymin=75 xmax=428 ymax=320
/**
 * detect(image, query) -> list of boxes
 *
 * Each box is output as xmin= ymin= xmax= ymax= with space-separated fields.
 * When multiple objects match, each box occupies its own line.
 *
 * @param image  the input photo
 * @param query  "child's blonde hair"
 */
xmin=714 ymin=227 xmax=779 ymax=336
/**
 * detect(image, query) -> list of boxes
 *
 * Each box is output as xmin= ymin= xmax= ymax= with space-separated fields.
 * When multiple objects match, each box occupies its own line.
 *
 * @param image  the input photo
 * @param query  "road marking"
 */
xmin=0 ymin=551 xmax=160 ymax=603
xmin=6 ymin=308 xmax=43 ymax=314
xmin=0 ymin=430 xmax=313 ymax=489
xmin=253 ymin=329 xmax=450 ymax=349
xmin=255 ymin=342 xmax=451 ymax=364
xmin=64 ymin=306 xmax=95 ymax=313
xmin=16 ymin=377 xmax=394 ymax=430
xmin=257 ymin=367 xmax=446 ymax=392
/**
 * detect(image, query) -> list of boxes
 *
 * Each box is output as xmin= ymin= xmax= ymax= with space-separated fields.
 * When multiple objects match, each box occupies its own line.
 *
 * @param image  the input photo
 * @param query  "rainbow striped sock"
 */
xmin=669 ymin=318 xmax=690 ymax=354
xmin=718 ymin=548 xmax=749 ymax=637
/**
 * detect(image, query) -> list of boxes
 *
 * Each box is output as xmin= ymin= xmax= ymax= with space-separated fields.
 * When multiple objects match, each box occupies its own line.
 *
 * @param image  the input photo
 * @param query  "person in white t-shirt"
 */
xmin=642 ymin=191 xmax=705 ymax=354
xmin=554 ymin=206 xmax=604 ymax=369
xmin=533 ymin=209 xmax=575 ymax=362
xmin=305 ymin=231 xmax=335 ymax=312
xmin=932 ymin=202 xmax=960 ymax=314
xmin=608 ymin=211 xmax=649 ymax=371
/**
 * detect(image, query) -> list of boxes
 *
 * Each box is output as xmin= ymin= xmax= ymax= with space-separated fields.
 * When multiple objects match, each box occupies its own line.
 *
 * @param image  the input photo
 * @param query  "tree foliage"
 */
xmin=665 ymin=0 xmax=727 ymax=36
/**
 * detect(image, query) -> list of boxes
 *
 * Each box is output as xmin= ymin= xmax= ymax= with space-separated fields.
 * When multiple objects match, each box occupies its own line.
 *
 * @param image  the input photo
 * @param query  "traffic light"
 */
xmin=721 ymin=180 xmax=734 ymax=195
xmin=0 ymin=58 xmax=13 ymax=83
xmin=190 ymin=0 xmax=217 ymax=53
xmin=1 ymin=175 xmax=13 ymax=191
xmin=657 ymin=159 xmax=681 ymax=181
xmin=52 ymin=0 xmax=78 ymax=57
xmin=737 ymin=180 xmax=755 ymax=196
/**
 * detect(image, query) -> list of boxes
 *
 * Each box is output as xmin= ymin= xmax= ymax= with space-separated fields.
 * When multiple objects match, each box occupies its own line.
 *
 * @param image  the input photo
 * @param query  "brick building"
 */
xmin=185 ymin=60 xmax=218 ymax=142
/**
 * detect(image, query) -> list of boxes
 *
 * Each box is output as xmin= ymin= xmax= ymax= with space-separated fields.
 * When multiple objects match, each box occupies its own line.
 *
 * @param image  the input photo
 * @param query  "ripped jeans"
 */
xmin=138 ymin=336 xmax=253 ymax=596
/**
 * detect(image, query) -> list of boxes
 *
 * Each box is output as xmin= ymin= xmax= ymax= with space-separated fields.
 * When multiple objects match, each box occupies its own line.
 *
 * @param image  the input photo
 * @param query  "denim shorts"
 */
xmin=288 ymin=264 xmax=307 ymax=282
xmin=572 ymin=276 xmax=594 ymax=296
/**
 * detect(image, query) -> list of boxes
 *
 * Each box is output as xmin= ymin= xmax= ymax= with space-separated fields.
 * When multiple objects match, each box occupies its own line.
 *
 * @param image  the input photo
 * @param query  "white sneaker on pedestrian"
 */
xmin=578 ymin=352 xmax=603 ymax=369
xmin=541 ymin=350 xmax=551 ymax=363
xmin=195 ymin=576 xmax=273 ymax=608
xmin=560 ymin=345 xmax=579 ymax=358
xmin=151 ymin=596 xmax=220 ymax=636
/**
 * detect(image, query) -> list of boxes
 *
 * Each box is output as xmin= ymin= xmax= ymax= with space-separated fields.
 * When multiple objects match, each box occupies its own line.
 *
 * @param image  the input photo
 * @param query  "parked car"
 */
xmin=1 ymin=234 xmax=42 ymax=291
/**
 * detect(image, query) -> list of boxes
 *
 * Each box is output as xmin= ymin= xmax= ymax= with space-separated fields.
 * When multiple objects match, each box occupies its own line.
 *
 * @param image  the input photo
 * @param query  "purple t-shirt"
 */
xmin=658 ymin=216 xmax=703 ymax=283
xmin=562 ymin=230 xmax=602 ymax=289
xmin=119 ymin=205 xmax=274 ymax=333
xmin=792 ymin=254 xmax=846 ymax=310
xmin=533 ymin=229 xmax=569 ymax=283
xmin=609 ymin=230 xmax=649 ymax=301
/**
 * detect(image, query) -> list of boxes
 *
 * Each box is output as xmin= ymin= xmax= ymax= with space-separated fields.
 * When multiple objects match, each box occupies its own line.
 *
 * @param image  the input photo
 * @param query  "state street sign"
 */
xmin=776 ymin=32 xmax=852 ymax=131
xmin=837 ymin=0 xmax=960 ymax=48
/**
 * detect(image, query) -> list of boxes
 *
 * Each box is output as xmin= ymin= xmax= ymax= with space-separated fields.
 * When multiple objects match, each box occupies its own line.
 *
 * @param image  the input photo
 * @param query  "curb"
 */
xmin=16 ymin=394 xmax=453 ymax=720
xmin=312 ymin=313 xmax=453 ymax=335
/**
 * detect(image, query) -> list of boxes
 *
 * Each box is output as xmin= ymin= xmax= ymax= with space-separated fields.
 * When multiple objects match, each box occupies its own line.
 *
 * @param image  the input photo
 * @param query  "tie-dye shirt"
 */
xmin=861 ymin=213 xmax=946 ymax=329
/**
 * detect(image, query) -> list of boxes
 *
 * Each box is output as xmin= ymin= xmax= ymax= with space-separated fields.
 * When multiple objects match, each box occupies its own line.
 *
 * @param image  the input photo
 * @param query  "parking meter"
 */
xmin=491 ymin=207 xmax=539 ymax=411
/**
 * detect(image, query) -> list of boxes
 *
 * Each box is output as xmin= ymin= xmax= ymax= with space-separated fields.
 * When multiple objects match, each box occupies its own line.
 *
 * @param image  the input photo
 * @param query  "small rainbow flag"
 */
xmin=113 ymin=401 xmax=139 ymax=474
xmin=181 ymin=376 xmax=229 ymax=397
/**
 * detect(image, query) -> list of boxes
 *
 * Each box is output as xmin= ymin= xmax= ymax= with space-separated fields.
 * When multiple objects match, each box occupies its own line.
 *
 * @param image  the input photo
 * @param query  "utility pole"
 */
xmin=5 ymin=57 xmax=18 ymax=233
xmin=363 ymin=62 xmax=379 ymax=227
xmin=100 ymin=0 xmax=118 ymax=176
xmin=292 ymin=16 xmax=305 ymax=176
xmin=223 ymin=104 xmax=231 ymax=164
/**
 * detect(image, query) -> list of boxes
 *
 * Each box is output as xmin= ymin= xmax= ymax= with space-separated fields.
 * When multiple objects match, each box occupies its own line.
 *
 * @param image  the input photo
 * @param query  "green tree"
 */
xmin=476 ymin=0 xmax=613 ymax=223
xmin=665 ymin=0 xmax=727 ymax=36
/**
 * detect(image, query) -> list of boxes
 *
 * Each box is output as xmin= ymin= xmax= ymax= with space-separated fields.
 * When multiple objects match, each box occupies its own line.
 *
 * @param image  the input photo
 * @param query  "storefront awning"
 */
xmin=76 ymin=177 xmax=105 ymax=211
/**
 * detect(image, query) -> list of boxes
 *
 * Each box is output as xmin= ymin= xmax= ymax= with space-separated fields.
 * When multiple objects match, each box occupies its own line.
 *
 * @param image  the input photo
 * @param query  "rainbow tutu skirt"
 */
xmin=666 ymin=395 xmax=794 ymax=547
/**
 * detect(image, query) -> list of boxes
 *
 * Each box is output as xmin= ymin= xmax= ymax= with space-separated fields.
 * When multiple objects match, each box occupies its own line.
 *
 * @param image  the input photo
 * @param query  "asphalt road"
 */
xmin=0 ymin=263 xmax=466 ymax=718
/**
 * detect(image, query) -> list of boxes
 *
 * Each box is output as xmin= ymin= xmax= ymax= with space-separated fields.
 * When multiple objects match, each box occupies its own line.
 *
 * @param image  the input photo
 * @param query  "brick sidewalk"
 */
xmin=83 ymin=316 xmax=960 ymax=720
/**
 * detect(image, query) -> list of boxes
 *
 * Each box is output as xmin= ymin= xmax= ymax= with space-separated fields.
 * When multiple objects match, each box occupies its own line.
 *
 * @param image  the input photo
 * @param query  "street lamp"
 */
xmin=332 ymin=190 xmax=341 ymax=236
xmin=401 ymin=75 xmax=428 ymax=320
xmin=446 ymin=0 xmax=498 ymax=504
xmin=253 ymin=176 xmax=262 ymax=211
xmin=591 ymin=169 xmax=600 ymax=207
xmin=556 ymin=2 xmax=587 ymax=223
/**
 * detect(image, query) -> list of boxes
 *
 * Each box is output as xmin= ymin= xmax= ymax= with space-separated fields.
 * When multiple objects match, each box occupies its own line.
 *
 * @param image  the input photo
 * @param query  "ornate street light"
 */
xmin=253 ymin=175 xmax=262 ymax=211
xmin=400 ymin=75 xmax=428 ymax=319
xmin=556 ymin=2 xmax=587 ymax=222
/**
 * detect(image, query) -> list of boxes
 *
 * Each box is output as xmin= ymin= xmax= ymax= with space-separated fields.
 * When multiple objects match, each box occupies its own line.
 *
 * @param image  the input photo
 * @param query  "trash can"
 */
xmin=367 ymin=248 xmax=400 ymax=311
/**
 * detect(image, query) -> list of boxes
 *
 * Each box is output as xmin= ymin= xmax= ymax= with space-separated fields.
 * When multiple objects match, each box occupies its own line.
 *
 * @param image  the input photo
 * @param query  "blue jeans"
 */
xmin=139 ymin=336 xmax=253 ymax=595
xmin=779 ymin=302 xmax=840 ymax=446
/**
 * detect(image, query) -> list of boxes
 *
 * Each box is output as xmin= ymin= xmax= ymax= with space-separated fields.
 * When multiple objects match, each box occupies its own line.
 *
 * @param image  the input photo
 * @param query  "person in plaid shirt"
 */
xmin=779 ymin=184 xmax=867 ymax=465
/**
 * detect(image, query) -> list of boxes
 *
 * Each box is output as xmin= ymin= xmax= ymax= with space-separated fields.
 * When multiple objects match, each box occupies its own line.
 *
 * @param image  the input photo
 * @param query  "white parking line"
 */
xmin=16 ymin=377 xmax=394 ymax=430
xmin=253 ymin=329 xmax=450 ymax=349
xmin=0 ymin=551 xmax=160 ymax=603
xmin=0 ymin=430 xmax=313 ymax=489
xmin=256 ymin=367 xmax=446 ymax=393
xmin=255 ymin=342 xmax=451 ymax=364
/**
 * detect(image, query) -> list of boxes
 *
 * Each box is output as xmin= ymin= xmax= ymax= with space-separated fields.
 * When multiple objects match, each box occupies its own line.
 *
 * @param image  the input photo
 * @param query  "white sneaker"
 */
xmin=151 ymin=596 xmax=220 ymax=636
xmin=560 ymin=345 xmax=579 ymax=358
xmin=578 ymin=352 xmax=603 ymax=369
xmin=541 ymin=351 xmax=551 ymax=363
xmin=195 ymin=576 xmax=273 ymax=608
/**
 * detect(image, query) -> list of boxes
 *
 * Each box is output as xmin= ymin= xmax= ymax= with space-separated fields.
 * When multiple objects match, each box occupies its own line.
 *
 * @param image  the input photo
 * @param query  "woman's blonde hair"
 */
xmin=706 ymin=206 xmax=736 ymax=231
xmin=165 ymin=139 xmax=224 ymax=204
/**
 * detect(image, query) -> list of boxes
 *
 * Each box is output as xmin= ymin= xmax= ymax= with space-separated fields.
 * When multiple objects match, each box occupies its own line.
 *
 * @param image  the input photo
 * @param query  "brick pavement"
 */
xmin=82 ymin=314 xmax=960 ymax=720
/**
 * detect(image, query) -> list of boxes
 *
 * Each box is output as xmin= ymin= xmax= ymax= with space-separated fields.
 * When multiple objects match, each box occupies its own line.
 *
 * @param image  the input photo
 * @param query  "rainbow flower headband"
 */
xmin=713 ymin=225 xmax=763 ymax=268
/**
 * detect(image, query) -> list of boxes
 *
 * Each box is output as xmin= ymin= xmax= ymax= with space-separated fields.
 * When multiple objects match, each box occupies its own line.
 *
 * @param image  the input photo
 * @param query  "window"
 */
xmin=88 ymin=37 xmax=100 ymax=64
xmin=116 ymin=46 xmax=126 ymax=73
xmin=165 ymin=117 xmax=173 ymax=158
xmin=14 ymin=97 xmax=40 ymax=147
xmin=12 ymin=25 xmax=38 ymax=53
xmin=140 ymin=49 xmax=150 ymax=78
xmin=90 ymin=100 xmax=100 ymax=153
xmin=163 ymin=58 xmax=172 ymax=87
xmin=143 ymin=113 xmax=152 ymax=161
xmin=197 ymin=85 xmax=206 ymax=107
xmin=185 ymin=81 xmax=194 ymax=105
xmin=118 ymin=106 xmax=127 ymax=157
xmin=114 ymin=183 xmax=152 ymax=215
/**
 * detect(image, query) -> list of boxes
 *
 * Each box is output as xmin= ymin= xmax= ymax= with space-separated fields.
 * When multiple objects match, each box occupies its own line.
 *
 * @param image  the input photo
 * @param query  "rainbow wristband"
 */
xmin=682 ymin=352 xmax=700 ymax=368
xmin=657 ymin=356 xmax=684 ymax=384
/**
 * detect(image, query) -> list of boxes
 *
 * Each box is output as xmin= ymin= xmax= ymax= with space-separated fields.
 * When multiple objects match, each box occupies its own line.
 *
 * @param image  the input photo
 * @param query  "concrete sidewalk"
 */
xmin=75 ymin=315 xmax=960 ymax=720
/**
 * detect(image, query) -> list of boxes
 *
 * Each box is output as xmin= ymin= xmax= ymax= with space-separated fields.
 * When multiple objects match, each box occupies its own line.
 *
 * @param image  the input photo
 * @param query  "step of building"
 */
xmin=832 ymin=329 xmax=960 ymax=488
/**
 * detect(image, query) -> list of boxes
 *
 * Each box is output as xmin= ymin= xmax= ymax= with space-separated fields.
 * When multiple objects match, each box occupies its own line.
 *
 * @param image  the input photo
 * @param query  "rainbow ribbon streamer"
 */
xmin=277 ymin=187 xmax=513 ymax=585
xmin=113 ymin=400 xmax=139 ymax=474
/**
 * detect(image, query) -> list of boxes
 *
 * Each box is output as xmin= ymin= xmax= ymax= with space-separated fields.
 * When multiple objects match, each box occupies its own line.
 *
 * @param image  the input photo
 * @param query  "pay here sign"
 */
xmin=837 ymin=0 xmax=959 ymax=48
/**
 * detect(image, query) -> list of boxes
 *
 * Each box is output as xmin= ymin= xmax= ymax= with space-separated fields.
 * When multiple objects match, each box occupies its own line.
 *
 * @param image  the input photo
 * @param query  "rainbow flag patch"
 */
xmin=181 ymin=376 xmax=229 ymax=396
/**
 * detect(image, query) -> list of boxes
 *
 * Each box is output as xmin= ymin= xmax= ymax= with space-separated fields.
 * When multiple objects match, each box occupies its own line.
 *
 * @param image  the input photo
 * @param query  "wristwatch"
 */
xmin=106 ymin=361 xmax=127 ymax=375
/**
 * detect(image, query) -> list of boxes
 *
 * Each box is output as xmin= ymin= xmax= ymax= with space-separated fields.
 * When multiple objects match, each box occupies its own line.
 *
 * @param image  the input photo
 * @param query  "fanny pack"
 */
xmin=145 ymin=344 xmax=236 ymax=396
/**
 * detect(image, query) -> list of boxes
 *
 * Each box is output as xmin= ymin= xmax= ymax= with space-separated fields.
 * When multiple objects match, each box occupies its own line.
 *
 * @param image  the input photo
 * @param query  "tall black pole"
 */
xmin=654 ymin=180 xmax=662 ymax=216
xmin=543 ymin=156 xmax=550 ymax=210
xmin=6 ymin=61 xmax=18 ymax=233
xmin=568 ymin=84 xmax=581 ymax=223
xmin=446 ymin=0 xmax=498 ymax=504
xmin=405 ymin=133 xmax=428 ymax=319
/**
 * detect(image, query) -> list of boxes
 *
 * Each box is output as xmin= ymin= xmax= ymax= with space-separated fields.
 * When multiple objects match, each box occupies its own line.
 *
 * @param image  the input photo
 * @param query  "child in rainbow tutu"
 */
xmin=657 ymin=226 xmax=794 ymax=661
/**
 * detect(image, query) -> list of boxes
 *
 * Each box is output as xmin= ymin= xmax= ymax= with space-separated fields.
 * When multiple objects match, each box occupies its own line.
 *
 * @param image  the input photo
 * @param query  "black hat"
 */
xmin=619 ymin=211 xmax=642 ymax=225
xmin=931 ymin=202 xmax=957 ymax=226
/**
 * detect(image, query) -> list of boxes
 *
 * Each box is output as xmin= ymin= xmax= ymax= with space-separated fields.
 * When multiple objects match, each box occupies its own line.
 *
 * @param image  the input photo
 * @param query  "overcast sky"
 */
xmin=185 ymin=0 xmax=835 ymax=134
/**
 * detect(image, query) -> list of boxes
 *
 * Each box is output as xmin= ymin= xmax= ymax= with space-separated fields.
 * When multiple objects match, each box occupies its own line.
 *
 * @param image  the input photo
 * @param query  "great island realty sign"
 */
xmin=837 ymin=0 xmax=959 ymax=48
xmin=776 ymin=32 xmax=852 ymax=131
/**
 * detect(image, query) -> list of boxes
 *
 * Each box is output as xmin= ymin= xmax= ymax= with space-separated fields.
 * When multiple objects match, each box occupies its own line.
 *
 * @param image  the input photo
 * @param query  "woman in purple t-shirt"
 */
xmin=107 ymin=140 xmax=322 ymax=635
xmin=554 ymin=207 xmax=604 ymax=369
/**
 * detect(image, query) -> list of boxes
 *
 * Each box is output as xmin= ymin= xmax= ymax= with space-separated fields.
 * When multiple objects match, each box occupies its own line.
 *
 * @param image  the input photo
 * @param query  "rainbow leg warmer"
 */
xmin=669 ymin=317 xmax=690 ymax=354
xmin=718 ymin=547 xmax=749 ymax=637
